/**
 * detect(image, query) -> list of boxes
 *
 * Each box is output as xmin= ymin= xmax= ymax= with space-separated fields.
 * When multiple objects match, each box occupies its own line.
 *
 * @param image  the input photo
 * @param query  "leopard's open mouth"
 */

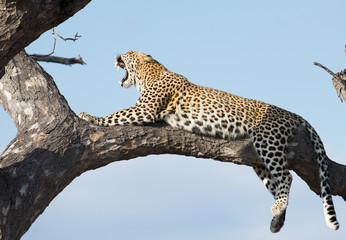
xmin=115 ymin=55 xmax=128 ymax=86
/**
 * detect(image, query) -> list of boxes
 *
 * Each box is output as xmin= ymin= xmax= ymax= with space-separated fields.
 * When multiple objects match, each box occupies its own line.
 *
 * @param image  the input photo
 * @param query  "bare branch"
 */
xmin=29 ymin=35 xmax=86 ymax=66
xmin=44 ymin=38 xmax=56 ymax=57
xmin=29 ymin=54 xmax=86 ymax=65
xmin=313 ymin=61 xmax=336 ymax=77
xmin=52 ymin=28 xmax=81 ymax=42
xmin=29 ymin=38 xmax=57 ymax=59
xmin=314 ymin=61 xmax=346 ymax=102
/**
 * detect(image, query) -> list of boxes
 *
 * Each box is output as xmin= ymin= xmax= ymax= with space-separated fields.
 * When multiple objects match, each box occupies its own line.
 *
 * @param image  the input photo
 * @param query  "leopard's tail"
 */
xmin=301 ymin=118 xmax=339 ymax=230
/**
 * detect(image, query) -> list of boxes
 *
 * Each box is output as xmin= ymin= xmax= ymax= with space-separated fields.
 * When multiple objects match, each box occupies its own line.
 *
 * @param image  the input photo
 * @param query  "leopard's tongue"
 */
xmin=120 ymin=70 xmax=128 ymax=85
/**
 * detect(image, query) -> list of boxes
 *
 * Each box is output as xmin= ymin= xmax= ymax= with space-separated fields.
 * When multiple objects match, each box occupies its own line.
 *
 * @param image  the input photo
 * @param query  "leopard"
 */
xmin=78 ymin=51 xmax=339 ymax=232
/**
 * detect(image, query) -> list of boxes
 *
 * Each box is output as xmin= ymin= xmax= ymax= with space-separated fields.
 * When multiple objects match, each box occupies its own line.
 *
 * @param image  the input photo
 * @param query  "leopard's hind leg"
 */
xmin=253 ymin=166 xmax=292 ymax=232
xmin=251 ymin=125 xmax=294 ymax=232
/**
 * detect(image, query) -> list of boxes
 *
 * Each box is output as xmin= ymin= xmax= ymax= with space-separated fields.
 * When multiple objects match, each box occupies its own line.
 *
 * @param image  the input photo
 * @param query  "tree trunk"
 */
xmin=0 ymin=50 xmax=345 ymax=240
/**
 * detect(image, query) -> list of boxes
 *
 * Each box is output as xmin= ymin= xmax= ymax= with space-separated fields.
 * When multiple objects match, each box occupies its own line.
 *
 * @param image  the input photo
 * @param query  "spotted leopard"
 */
xmin=78 ymin=51 xmax=339 ymax=231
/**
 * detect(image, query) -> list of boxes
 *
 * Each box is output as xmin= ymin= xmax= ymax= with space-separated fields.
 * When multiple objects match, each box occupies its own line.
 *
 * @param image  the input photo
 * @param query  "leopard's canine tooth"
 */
xmin=115 ymin=61 xmax=120 ymax=71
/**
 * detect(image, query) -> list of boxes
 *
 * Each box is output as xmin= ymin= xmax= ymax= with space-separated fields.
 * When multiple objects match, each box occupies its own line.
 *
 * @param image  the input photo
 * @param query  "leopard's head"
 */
xmin=115 ymin=51 xmax=165 ymax=91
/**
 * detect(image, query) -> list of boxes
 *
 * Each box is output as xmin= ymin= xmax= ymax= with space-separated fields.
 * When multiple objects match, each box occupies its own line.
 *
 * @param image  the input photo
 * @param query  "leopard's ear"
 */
xmin=143 ymin=54 xmax=159 ymax=64
xmin=144 ymin=54 xmax=153 ymax=61
xmin=144 ymin=59 xmax=160 ymax=65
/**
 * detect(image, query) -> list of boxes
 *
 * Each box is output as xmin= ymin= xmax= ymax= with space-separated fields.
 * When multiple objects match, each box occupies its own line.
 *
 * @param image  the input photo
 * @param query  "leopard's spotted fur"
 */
xmin=79 ymin=51 xmax=339 ymax=231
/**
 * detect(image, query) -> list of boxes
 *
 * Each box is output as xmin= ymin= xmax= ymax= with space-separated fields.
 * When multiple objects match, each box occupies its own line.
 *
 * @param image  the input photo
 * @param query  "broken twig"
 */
xmin=29 ymin=29 xmax=85 ymax=65
xmin=42 ymin=38 xmax=57 ymax=57
xmin=314 ymin=61 xmax=346 ymax=102
xmin=52 ymin=28 xmax=81 ymax=42
xmin=29 ymin=55 xmax=86 ymax=65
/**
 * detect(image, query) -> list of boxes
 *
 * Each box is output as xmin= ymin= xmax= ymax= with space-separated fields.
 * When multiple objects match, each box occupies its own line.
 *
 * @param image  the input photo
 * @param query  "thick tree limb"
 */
xmin=0 ymin=0 xmax=91 ymax=70
xmin=314 ymin=61 xmax=346 ymax=102
xmin=0 ymin=51 xmax=345 ymax=239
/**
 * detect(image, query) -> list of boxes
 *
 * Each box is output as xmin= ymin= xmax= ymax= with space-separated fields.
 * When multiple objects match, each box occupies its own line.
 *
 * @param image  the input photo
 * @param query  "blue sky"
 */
xmin=1 ymin=0 xmax=346 ymax=239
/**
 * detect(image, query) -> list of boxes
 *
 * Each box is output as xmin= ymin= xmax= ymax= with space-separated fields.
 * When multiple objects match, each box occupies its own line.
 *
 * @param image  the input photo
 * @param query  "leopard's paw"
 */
xmin=270 ymin=210 xmax=286 ymax=233
xmin=271 ymin=195 xmax=288 ymax=216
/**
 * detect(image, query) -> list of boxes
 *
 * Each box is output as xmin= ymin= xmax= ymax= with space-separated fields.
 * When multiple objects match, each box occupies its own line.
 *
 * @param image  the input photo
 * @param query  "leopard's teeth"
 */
xmin=117 ymin=66 xmax=120 ymax=71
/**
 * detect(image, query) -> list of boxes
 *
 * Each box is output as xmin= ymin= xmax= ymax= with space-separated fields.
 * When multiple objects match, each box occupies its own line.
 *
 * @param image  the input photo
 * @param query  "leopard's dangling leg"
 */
xmin=253 ymin=166 xmax=291 ymax=232
xmin=251 ymin=122 xmax=294 ymax=214
xmin=253 ymin=165 xmax=277 ymax=197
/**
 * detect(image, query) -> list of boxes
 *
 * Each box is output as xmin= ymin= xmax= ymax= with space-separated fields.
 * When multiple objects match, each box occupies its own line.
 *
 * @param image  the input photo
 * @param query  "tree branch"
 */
xmin=52 ymin=28 xmax=81 ymax=41
xmin=29 ymin=32 xmax=86 ymax=65
xmin=314 ymin=61 xmax=346 ymax=102
xmin=43 ymin=38 xmax=57 ymax=57
xmin=0 ymin=51 xmax=345 ymax=239
xmin=313 ymin=62 xmax=336 ymax=76
xmin=29 ymin=54 xmax=86 ymax=65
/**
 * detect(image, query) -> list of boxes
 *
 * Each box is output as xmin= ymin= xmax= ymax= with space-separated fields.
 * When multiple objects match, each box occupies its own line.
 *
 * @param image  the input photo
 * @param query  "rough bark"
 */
xmin=0 ymin=0 xmax=91 ymax=71
xmin=0 ymin=51 xmax=345 ymax=240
